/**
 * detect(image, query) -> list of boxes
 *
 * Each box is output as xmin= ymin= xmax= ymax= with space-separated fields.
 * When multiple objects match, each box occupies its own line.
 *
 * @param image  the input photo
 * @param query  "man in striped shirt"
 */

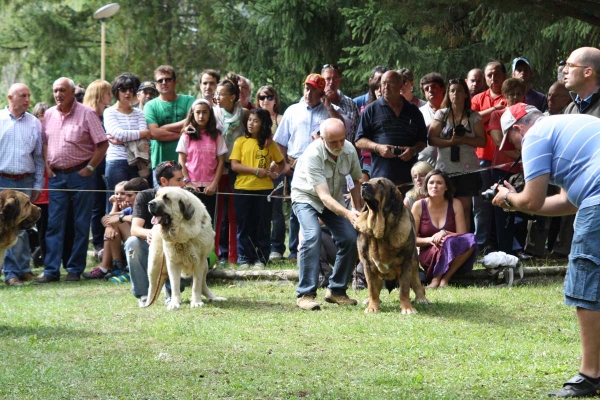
xmin=493 ymin=103 xmax=600 ymax=398
xmin=35 ymin=78 xmax=108 ymax=284
xmin=0 ymin=83 xmax=44 ymax=286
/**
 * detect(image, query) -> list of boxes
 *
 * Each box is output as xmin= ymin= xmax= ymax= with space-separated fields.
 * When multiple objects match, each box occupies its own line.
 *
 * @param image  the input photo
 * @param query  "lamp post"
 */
xmin=93 ymin=3 xmax=120 ymax=81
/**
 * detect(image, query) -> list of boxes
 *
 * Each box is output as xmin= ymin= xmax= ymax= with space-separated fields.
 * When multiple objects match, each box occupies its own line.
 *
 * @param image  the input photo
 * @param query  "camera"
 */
xmin=481 ymin=186 xmax=498 ymax=202
xmin=454 ymin=124 xmax=467 ymax=137
xmin=450 ymin=145 xmax=460 ymax=162
xmin=392 ymin=147 xmax=404 ymax=156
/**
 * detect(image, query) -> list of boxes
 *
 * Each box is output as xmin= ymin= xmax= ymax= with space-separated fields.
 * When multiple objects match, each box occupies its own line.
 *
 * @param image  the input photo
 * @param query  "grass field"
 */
xmin=0 ymin=262 xmax=580 ymax=399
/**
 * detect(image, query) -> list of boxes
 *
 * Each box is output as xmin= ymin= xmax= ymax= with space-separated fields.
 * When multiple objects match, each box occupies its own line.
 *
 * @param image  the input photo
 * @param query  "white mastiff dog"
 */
xmin=144 ymin=187 xmax=226 ymax=310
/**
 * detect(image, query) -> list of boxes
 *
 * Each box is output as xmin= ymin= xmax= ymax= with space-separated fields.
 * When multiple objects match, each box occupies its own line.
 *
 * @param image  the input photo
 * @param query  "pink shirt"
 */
xmin=42 ymin=101 xmax=107 ymax=169
xmin=176 ymin=130 xmax=227 ymax=187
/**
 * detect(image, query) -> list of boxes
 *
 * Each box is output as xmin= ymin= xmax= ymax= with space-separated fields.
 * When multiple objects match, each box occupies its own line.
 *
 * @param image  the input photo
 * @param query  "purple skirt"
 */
xmin=419 ymin=233 xmax=478 ymax=282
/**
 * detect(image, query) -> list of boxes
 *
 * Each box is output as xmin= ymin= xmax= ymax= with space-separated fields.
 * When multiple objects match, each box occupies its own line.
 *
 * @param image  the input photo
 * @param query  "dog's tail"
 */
xmin=144 ymin=254 xmax=168 ymax=307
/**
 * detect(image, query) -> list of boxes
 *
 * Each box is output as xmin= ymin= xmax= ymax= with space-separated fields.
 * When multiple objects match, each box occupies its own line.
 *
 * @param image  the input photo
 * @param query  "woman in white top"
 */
xmin=104 ymin=73 xmax=150 ymax=213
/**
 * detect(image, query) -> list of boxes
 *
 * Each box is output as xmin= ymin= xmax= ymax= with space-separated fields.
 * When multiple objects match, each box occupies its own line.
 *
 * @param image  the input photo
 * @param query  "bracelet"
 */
xmin=119 ymin=213 xmax=125 ymax=224
xmin=255 ymin=169 xmax=260 ymax=176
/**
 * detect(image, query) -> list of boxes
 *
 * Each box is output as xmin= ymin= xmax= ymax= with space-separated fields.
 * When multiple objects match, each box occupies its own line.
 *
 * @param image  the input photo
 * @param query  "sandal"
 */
xmin=548 ymin=374 xmax=600 ymax=397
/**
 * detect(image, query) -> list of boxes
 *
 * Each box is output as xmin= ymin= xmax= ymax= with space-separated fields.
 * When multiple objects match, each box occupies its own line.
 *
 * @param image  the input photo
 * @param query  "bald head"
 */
xmin=7 ymin=83 xmax=31 ymax=118
xmin=564 ymin=47 xmax=600 ymax=97
xmin=320 ymin=118 xmax=346 ymax=156
xmin=547 ymin=81 xmax=572 ymax=115
xmin=466 ymin=69 xmax=485 ymax=97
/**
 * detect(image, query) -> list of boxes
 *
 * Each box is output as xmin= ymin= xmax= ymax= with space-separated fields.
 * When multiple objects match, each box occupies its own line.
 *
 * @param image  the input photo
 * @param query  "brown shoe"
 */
xmin=34 ymin=274 xmax=60 ymax=284
xmin=65 ymin=272 xmax=81 ymax=282
xmin=19 ymin=272 xmax=37 ymax=282
xmin=5 ymin=277 xmax=24 ymax=286
xmin=325 ymin=290 xmax=357 ymax=306
xmin=296 ymin=295 xmax=321 ymax=310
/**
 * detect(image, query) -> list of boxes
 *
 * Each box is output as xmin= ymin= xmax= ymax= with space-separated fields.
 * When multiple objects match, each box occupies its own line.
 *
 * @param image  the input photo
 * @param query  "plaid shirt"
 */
xmin=42 ymin=101 xmax=107 ymax=169
xmin=0 ymin=107 xmax=44 ymax=189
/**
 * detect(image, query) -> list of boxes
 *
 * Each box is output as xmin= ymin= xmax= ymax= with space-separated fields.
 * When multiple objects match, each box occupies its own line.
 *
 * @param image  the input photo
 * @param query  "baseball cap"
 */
xmin=499 ymin=103 xmax=538 ymax=149
xmin=138 ymin=81 xmax=158 ymax=93
xmin=512 ymin=57 xmax=531 ymax=72
xmin=304 ymin=74 xmax=326 ymax=90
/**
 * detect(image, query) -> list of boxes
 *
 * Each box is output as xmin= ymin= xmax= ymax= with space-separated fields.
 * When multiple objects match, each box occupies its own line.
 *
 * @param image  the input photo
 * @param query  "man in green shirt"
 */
xmin=144 ymin=65 xmax=195 ymax=174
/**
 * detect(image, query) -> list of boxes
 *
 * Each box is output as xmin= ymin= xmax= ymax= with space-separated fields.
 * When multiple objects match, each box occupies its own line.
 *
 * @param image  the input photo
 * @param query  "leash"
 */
xmin=145 ymin=253 xmax=167 ymax=307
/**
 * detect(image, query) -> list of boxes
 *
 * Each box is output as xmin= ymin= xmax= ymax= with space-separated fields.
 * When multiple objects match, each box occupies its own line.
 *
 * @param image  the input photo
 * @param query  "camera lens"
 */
xmin=454 ymin=124 xmax=466 ymax=137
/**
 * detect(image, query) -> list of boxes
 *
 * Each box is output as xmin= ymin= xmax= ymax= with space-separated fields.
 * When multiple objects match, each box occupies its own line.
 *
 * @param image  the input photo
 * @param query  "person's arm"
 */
xmin=230 ymin=159 xmax=270 ymax=179
xmin=451 ymin=198 xmax=467 ymax=234
xmin=178 ymin=152 xmax=195 ymax=191
xmin=314 ymin=182 xmax=360 ymax=224
xmin=276 ymin=143 xmax=293 ymax=176
xmin=78 ymin=141 xmax=108 ymax=177
xmin=105 ymin=109 xmax=149 ymax=142
xmin=411 ymin=200 xmax=430 ymax=247
xmin=397 ymin=141 xmax=426 ymax=162
xmin=130 ymin=217 xmax=151 ymax=241
xmin=147 ymin=123 xmax=182 ymax=141
xmin=349 ymin=180 xmax=363 ymax=211
xmin=160 ymin=120 xmax=186 ymax=133
xmin=427 ymin=119 xmax=448 ymax=147
xmin=478 ymin=103 xmax=505 ymax=123
xmin=321 ymin=96 xmax=344 ymax=122
xmin=355 ymin=137 xmax=395 ymax=158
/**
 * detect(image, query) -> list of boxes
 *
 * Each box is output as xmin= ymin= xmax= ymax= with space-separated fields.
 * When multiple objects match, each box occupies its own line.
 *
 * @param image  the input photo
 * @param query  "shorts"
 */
xmin=451 ymin=173 xmax=482 ymax=197
xmin=564 ymin=205 xmax=600 ymax=311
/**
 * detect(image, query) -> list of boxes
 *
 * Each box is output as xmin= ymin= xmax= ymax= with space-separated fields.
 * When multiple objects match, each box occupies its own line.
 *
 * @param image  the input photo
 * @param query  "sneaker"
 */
xmin=238 ymin=263 xmax=251 ymax=269
xmin=253 ymin=262 xmax=265 ymax=270
xmin=296 ymin=295 xmax=321 ymax=310
xmin=83 ymin=267 xmax=108 ymax=279
xmin=109 ymin=273 xmax=130 ymax=283
xmin=325 ymin=289 xmax=357 ymax=306
xmin=138 ymin=296 xmax=148 ymax=308
xmin=269 ymin=252 xmax=283 ymax=261
xmin=104 ymin=269 xmax=125 ymax=280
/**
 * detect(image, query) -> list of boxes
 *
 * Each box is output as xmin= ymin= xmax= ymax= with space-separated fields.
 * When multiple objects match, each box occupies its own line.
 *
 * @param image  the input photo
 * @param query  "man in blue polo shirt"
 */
xmin=492 ymin=103 xmax=600 ymax=398
xmin=355 ymin=70 xmax=427 ymax=191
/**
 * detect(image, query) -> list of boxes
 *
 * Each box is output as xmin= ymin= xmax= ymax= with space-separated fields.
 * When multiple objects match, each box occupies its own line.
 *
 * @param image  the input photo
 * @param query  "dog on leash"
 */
xmin=353 ymin=178 xmax=429 ymax=314
xmin=144 ymin=187 xmax=226 ymax=310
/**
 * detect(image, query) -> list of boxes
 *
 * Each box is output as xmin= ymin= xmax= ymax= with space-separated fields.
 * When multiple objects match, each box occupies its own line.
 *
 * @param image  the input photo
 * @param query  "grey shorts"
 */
xmin=564 ymin=205 xmax=600 ymax=311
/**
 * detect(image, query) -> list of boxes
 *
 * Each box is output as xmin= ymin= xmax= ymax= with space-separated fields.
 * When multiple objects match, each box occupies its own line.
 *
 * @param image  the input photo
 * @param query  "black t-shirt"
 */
xmin=132 ymin=188 xmax=157 ymax=230
xmin=355 ymin=96 xmax=427 ymax=185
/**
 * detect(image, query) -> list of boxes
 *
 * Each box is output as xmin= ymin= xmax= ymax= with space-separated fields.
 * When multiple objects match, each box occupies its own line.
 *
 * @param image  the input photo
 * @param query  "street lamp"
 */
xmin=93 ymin=3 xmax=120 ymax=81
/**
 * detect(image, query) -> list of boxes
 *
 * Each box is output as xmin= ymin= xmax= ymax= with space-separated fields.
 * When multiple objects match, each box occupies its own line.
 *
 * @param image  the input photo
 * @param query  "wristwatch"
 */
xmin=504 ymin=192 xmax=513 ymax=209
xmin=119 ymin=213 xmax=125 ymax=223
xmin=86 ymin=165 xmax=95 ymax=172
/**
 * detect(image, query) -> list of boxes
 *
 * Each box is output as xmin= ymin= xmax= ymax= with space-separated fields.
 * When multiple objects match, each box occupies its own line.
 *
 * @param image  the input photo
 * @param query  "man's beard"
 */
xmin=324 ymin=141 xmax=343 ymax=156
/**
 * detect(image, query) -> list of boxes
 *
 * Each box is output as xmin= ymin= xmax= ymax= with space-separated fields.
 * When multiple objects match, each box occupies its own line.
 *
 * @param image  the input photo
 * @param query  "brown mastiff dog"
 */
xmin=354 ymin=177 xmax=429 ymax=314
xmin=0 ymin=189 xmax=41 ymax=269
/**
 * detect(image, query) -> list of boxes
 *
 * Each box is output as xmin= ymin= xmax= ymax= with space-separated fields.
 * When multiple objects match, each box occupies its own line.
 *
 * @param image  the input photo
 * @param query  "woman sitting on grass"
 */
xmin=411 ymin=170 xmax=478 ymax=288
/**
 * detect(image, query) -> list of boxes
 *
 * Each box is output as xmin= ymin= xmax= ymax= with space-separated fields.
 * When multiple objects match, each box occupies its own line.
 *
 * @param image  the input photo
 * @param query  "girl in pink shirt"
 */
xmin=177 ymin=99 xmax=227 ymax=222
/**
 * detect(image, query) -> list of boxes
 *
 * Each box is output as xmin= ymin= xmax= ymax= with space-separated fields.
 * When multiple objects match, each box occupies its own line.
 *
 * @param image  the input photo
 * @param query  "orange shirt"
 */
xmin=471 ymin=89 xmax=506 ymax=161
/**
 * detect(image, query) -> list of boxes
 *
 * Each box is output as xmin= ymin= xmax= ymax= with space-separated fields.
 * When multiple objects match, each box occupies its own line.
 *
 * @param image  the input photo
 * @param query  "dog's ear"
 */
xmin=179 ymin=199 xmax=195 ymax=221
xmin=391 ymin=186 xmax=404 ymax=215
xmin=1 ymin=196 xmax=21 ymax=222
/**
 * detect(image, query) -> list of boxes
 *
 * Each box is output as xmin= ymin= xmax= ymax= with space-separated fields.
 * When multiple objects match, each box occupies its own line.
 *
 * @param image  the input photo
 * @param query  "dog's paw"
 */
xmin=364 ymin=306 xmax=380 ymax=314
xmin=415 ymin=296 xmax=430 ymax=305
xmin=208 ymin=296 xmax=227 ymax=302
xmin=400 ymin=306 xmax=418 ymax=315
xmin=190 ymin=300 xmax=205 ymax=308
xmin=167 ymin=301 xmax=181 ymax=311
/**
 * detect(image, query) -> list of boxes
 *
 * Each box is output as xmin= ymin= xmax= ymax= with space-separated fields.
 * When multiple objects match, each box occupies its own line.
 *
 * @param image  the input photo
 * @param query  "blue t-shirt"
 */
xmin=522 ymin=114 xmax=600 ymax=209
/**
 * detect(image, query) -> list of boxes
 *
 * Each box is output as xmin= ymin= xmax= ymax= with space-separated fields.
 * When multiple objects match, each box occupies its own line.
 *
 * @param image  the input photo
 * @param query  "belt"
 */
xmin=51 ymin=160 xmax=90 ymax=175
xmin=0 ymin=172 xmax=32 ymax=180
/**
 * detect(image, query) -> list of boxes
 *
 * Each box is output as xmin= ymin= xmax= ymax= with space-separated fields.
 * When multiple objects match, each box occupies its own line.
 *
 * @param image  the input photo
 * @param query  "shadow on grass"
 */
xmin=0 ymin=324 xmax=96 ymax=339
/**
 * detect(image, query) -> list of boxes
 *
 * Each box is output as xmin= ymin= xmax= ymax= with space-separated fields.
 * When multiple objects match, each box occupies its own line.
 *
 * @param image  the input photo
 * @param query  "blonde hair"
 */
xmin=83 ymin=79 xmax=111 ymax=115
xmin=405 ymin=161 xmax=434 ymax=202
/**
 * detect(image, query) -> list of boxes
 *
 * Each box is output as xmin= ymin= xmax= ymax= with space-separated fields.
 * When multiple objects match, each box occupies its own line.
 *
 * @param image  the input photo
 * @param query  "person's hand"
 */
xmin=107 ymin=135 xmax=124 ymax=145
xmin=184 ymin=181 xmax=199 ymax=192
xmin=492 ymin=180 xmax=517 ymax=209
xmin=146 ymin=230 xmax=153 ymax=245
xmin=30 ymin=190 xmax=41 ymax=203
xmin=324 ymin=85 xmax=336 ymax=100
xmin=430 ymin=230 xmax=447 ymax=247
xmin=109 ymin=194 xmax=117 ymax=204
xmin=493 ymin=102 xmax=506 ymax=112
xmin=204 ymin=182 xmax=218 ymax=196
xmin=101 ymin=214 xmax=119 ymax=227
xmin=397 ymin=146 xmax=415 ymax=161
xmin=105 ymin=226 xmax=119 ymax=240
xmin=375 ymin=144 xmax=395 ymax=159
xmin=45 ymin=164 xmax=56 ymax=178
xmin=256 ymin=168 xmax=268 ymax=179
xmin=78 ymin=167 xmax=93 ymax=178
xmin=322 ymin=94 xmax=332 ymax=110
xmin=346 ymin=208 xmax=361 ymax=225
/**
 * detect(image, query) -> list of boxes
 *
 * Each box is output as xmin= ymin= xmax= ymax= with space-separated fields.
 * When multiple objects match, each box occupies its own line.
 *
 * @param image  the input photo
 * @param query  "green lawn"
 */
xmin=0 ymin=268 xmax=579 ymax=399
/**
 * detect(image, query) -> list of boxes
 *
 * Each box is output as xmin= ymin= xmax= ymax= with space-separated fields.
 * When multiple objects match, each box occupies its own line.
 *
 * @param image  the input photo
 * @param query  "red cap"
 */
xmin=304 ymin=74 xmax=326 ymax=90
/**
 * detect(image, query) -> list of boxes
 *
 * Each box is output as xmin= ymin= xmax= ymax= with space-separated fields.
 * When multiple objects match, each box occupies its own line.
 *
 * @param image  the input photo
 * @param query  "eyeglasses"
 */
xmin=258 ymin=95 xmax=275 ymax=101
xmin=322 ymin=64 xmax=340 ymax=71
xmin=156 ymin=78 xmax=174 ymax=84
xmin=118 ymin=87 xmax=135 ymax=93
xmin=564 ymin=63 xmax=589 ymax=70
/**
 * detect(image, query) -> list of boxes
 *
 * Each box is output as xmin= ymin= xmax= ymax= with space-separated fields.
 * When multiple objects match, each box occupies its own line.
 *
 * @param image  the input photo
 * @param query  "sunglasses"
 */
xmin=258 ymin=95 xmax=275 ymax=101
xmin=118 ymin=87 xmax=135 ymax=93
xmin=156 ymin=78 xmax=174 ymax=84
xmin=448 ymin=78 xmax=463 ymax=85
xmin=322 ymin=64 xmax=340 ymax=71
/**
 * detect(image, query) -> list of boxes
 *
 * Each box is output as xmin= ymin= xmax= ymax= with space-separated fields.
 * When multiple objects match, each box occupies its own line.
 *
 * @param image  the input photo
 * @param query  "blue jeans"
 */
xmin=288 ymin=208 xmax=300 ymax=259
xmin=0 ymin=176 xmax=33 ymax=281
xmin=270 ymin=175 xmax=286 ymax=255
xmin=292 ymin=202 xmax=357 ymax=297
xmin=125 ymin=236 xmax=149 ymax=298
xmin=44 ymin=171 xmax=94 ymax=277
xmin=234 ymin=189 xmax=272 ymax=264
xmin=91 ymin=158 xmax=106 ymax=249
xmin=105 ymin=159 xmax=140 ymax=214
xmin=473 ymin=159 xmax=493 ymax=247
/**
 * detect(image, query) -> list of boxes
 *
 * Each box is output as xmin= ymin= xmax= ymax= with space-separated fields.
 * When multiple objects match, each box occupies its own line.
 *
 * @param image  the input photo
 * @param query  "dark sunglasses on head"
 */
xmin=258 ymin=95 xmax=275 ymax=101
xmin=448 ymin=78 xmax=463 ymax=85
xmin=322 ymin=64 xmax=339 ymax=71
xmin=156 ymin=78 xmax=174 ymax=84
xmin=118 ymin=87 xmax=135 ymax=93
